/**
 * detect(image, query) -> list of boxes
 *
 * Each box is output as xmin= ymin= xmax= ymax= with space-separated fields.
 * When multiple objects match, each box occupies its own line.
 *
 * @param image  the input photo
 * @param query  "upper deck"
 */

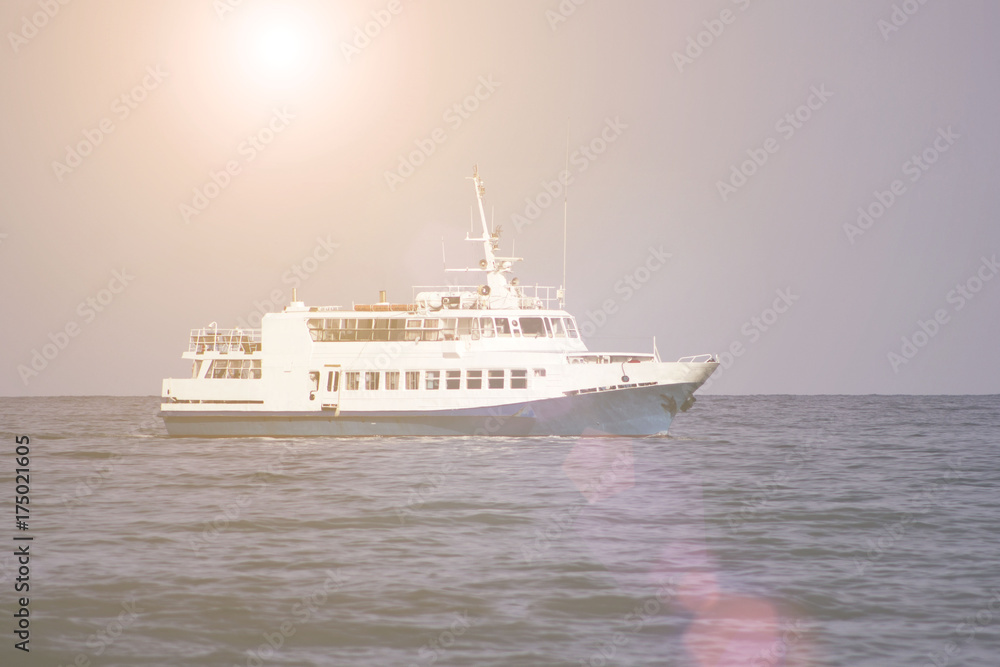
xmin=189 ymin=328 xmax=261 ymax=354
xmin=303 ymin=309 xmax=580 ymax=343
xmin=411 ymin=284 xmax=562 ymax=311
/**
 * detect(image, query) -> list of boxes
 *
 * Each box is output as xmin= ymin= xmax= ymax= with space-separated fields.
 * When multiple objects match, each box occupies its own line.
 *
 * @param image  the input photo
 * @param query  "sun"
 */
xmin=252 ymin=19 xmax=307 ymax=77
xmin=229 ymin=2 xmax=320 ymax=90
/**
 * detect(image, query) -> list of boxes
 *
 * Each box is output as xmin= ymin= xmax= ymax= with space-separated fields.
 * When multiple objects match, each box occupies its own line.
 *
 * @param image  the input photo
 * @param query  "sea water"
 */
xmin=0 ymin=395 xmax=997 ymax=666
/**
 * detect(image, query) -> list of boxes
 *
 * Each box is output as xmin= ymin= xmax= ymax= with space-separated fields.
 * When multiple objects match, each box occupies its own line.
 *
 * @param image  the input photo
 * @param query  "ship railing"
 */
xmin=567 ymin=353 xmax=656 ymax=364
xmin=411 ymin=284 xmax=562 ymax=310
xmin=188 ymin=328 xmax=262 ymax=354
xmin=677 ymin=354 xmax=717 ymax=363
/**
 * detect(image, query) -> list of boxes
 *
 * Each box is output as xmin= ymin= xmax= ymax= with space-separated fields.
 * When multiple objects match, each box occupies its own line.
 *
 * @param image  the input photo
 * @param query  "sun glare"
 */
xmin=253 ymin=21 xmax=305 ymax=76
xmin=230 ymin=3 xmax=320 ymax=91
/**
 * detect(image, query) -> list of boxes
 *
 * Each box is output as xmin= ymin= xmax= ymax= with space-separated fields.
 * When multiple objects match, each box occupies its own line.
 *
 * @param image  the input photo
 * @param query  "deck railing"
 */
xmin=411 ymin=284 xmax=562 ymax=310
xmin=677 ymin=354 xmax=716 ymax=363
xmin=188 ymin=328 xmax=262 ymax=354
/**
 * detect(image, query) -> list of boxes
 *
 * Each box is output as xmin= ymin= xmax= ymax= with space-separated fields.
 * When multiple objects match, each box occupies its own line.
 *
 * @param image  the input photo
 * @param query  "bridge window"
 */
xmin=564 ymin=318 xmax=580 ymax=339
xmin=519 ymin=317 xmax=546 ymax=337
xmin=495 ymin=318 xmax=511 ymax=337
xmin=481 ymin=318 xmax=495 ymax=338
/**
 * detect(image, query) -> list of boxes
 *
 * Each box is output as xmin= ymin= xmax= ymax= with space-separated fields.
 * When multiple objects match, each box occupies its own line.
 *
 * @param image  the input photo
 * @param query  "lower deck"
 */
xmin=159 ymin=382 xmax=702 ymax=437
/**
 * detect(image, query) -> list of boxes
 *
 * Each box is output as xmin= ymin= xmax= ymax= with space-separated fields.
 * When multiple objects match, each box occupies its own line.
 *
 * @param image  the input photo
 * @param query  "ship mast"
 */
xmin=469 ymin=165 xmax=497 ymax=271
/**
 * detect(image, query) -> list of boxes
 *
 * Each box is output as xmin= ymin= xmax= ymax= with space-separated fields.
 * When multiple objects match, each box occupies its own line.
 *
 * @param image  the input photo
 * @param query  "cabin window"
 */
xmin=534 ymin=369 xmax=547 ymax=377
xmin=457 ymin=318 xmax=480 ymax=339
xmin=208 ymin=359 xmax=261 ymax=379
xmin=308 ymin=318 xmax=416 ymax=342
xmin=467 ymin=370 xmax=483 ymax=389
xmin=520 ymin=317 xmax=546 ymax=338
xmin=309 ymin=371 xmax=320 ymax=391
xmin=389 ymin=319 xmax=406 ymax=341
xmin=446 ymin=370 xmax=461 ymax=390
xmin=341 ymin=319 xmax=357 ymax=341
xmin=405 ymin=319 xmax=422 ymax=342
xmin=405 ymin=371 xmax=421 ymax=390
xmin=441 ymin=319 xmax=458 ymax=341
xmin=511 ymin=369 xmax=528 ymax=389
xmin=307 ymin=318 xmax=337 ymax=342
xmin=481 ymin=318 xmax=495 ymax=338
xmin=365 ymin=371 xmax=380 ymax=390
xmin=488 ymin=370 xmax=505 ymax=389
xmin=345 ymin=372 xmax=360 ymax=391
xmin=549 ymin=318 xmax=567 ymax=338
xmin=423 ymin=320 xmax=441 ymax=342
xmin=327 ymin=371 xmax=339 ymax=392
xmin=356 ymin=319 xmax=375 ymax=342
xmin=564 ymin=318 xmax=580 ymax=338
xmin=426 ymin=370 xmax=441 ymax=390
xmin=373 ymin=319 xmax=391 ymax=341
xmin=385 ymin=371 xmax=400 ymax=390
xmin=495 ymin=318 xmax=511 ymax=337
xmin=405 ymin=319 xmax=441 ymax=341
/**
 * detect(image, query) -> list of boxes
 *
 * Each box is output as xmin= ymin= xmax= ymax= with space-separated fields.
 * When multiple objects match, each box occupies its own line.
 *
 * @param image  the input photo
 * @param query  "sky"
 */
xmin=1 ymin=0 xmax=998 ymax=396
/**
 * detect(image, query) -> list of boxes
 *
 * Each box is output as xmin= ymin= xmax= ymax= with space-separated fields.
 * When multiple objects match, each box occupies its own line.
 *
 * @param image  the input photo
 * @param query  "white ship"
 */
xmin=159 ymin=168 xmax=718 ymax=436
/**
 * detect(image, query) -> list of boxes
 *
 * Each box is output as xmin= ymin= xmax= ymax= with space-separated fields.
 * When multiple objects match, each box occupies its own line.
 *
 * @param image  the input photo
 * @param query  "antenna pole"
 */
xmin=561 ymin=126 xmax=570 ymax=308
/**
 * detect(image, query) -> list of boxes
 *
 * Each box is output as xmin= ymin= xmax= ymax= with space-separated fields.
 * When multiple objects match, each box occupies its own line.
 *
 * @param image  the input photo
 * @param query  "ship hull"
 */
xmin=159 ymin=382 xmax=700 ymax=437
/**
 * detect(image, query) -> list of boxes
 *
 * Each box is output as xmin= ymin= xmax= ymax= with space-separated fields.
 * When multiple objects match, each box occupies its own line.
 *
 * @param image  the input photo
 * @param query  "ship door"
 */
xmin=321 ymin=366 xmax=341 ymax=414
